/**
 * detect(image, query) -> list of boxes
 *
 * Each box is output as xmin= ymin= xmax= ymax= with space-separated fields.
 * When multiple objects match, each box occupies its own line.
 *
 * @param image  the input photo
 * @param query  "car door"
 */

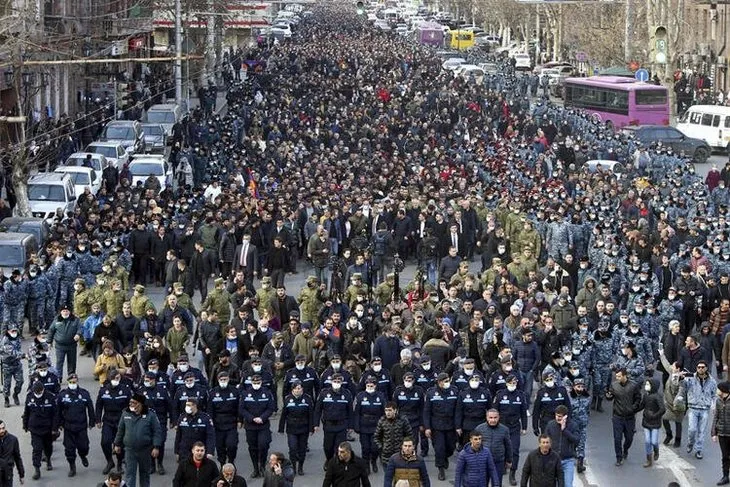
xmin=660 ymin=127 xmax=686 ymax=153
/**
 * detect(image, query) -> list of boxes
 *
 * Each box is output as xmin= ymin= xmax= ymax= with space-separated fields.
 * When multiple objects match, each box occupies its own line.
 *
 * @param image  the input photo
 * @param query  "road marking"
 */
xmin=655 ymin=445 xmax=695 ymax=487
xmin=577 ymin=459 xmax=600 ymax=487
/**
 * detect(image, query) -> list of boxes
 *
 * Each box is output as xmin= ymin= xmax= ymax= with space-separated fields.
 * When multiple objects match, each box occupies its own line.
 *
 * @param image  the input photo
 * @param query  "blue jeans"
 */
xmin=688 ymin=408 xmax=710 ymax=453
xmin=522 ymin=369 xmax=535 ymax=408
xmin=423 ymin=259 xmax=437 ymax=287
xmin=124 ymin=446 xmax=152 ymax=487
xmin=561 ymin=458 xmax=575 ymax=487
xmin=643 ymin=428 xmax=659 ymax=455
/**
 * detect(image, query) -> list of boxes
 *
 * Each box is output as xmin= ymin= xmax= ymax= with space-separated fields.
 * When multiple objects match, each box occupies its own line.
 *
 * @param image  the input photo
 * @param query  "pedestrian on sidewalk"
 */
xmin=711 ymin=380 xmax=730 ymax=485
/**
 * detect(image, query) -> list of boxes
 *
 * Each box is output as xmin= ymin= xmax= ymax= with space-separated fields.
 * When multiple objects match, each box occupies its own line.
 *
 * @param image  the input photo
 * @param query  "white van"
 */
xmin=677 ymin=105 xmax=730 ymax=152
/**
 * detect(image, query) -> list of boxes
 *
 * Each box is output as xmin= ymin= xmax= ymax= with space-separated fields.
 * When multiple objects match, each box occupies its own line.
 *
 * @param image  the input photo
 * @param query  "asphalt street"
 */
xmin=4 ymin=260 xmax=725 ymax=487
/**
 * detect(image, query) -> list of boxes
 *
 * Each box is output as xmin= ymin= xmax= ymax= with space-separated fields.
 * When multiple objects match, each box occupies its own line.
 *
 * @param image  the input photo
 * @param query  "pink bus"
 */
xmin=563 ymin=76 xmax=670 ymax=129
xmin=414 ymin=22 xmax=444 ymax=47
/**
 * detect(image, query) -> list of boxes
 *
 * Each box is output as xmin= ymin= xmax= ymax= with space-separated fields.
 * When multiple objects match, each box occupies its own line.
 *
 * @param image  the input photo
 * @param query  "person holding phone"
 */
xmin=263 ymin=452 xmax=294 ymax=487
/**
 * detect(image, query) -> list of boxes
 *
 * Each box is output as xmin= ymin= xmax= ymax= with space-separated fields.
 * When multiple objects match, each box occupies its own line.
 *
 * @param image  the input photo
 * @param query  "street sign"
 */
xmin=575 ymin=51 xmax=588 ymax=62
xmin=635 ymin=68 xmax=649 ymax=82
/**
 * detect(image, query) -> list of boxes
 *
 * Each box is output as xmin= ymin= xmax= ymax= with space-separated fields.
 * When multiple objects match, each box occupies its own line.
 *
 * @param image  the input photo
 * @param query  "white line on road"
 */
xmin=655 ymin=445 xmax=695 ymax=487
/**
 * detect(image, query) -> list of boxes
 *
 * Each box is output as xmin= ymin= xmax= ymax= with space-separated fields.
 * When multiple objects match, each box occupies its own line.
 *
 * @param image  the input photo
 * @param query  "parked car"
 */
xmin=26 ymin=172 xmax=76 ymax=221
xmin=84 ymin=142 xmax=129 ymax=169
xmin=0 ymin=233 xmax=38 ymax=269
xmin=128 ymin=155 xmax=172 ymax=190
xmin=141 ymin=123 xmax=167 ymax=154
xmin=145 ymin=104 xmax=181 ymax=139
xmin=513 ymin=53 xmax=532 ymax=71
xmin=0 ymin=217 xmax=48 ymax=252
xmin=99 ymin=120 xmax=145 ymax=155
xmin=64 ymin=152 xmax=109 ymax=173
xmin=442 ymin=57 xmax=466 ymax=71
xmin=54 ymin=166 xmax=102 ymax=197
xmin=623 ymin=125 xmax=712 ymax=163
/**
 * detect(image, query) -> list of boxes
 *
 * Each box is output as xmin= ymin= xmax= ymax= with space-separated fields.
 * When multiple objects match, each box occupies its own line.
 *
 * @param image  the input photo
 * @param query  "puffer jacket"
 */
xmin=712 ymin=394 xmax=730 ymax=437
xmin=473 ymin=421 xmax=512 ymax=465
xmin=640 ymin=378 xmax=666 ymax=429
xmin=374 ymin=414 xmax=412 ymax=463
xmin=384 ymin=452 xmax=431 ymax=487
xmin=454 ymin=444 xmax=500 ymax=487
xmin=681 ymin=374 xmax=718 ymax=410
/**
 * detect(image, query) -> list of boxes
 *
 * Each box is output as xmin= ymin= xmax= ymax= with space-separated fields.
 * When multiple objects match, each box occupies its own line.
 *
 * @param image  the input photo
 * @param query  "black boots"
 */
xmin=68 ymin=461 xmax=76 ymax=477
xmin=438 ymin=467 xmax=445 ymax=480
xmin=297 ymin=462 xmax=304 ymax=476
xmin=80 ymin=456 xmax=88 ymax=468
xmin=47 ymin=458 xmax=53 ymax=470
xmin=371 ymin=458 xmax=378 ymax=473
xmin=12 ymin=393 xmax=18 ymax=406
xmin=3 ymin=397 xmax=9 ymax=408
xmin=654 ymin=446 xmax=659 ymax=461
xmin=717 ymin=475 xmax=730 ymax=485
xmin=577 ymin=458 xmax=586 ymax=473
xmin=509 ymin=469 xmax=517 ymax=485
xmin=643 ymin=454 xmax=653 ymax=468
xmin=595 ymin=398 xmax=604 ymax=413
xmin=32 ymin=467 xmax=40 ymax=480
xmin=103 ymin=460 xmax=115 ymax=475
xmin=590 ymin=396 xmax=597 ymax=411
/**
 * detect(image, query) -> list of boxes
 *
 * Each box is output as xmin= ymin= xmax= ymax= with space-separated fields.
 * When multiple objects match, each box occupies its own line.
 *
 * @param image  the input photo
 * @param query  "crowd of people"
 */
xmin=4 ymin=3 xmax=730 ymax=487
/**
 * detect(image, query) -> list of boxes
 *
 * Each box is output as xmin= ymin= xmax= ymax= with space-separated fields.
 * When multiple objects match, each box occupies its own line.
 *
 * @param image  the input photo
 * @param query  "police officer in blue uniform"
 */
xmin=144 ymin=358 xmax=170 ymax=391
xmin=139 ymin=370 xmax=172 ymax=475
xmin=455 ymin=374 xmax=492 ymax=447
xmin=493 ymin=374 xmax=528 ymax=485
xmin=319 ymin=355 xmax=355 ymax=396
xmin=278 ymin=380 xmax=314 ymax=476
xmin=358 ymin=356 xmax=393 ymax=398
xmin=488 ymin=355 xmax=522 ymax=398
xmin=413 ymin=355 xmax=437 ymax=456
xmin=314 ymin=372 xmax=353 ymax=469
xmin=354 ymin=376 xmax=386 ymax=473
xmin=283 ymin=354 xmax=319 ymax=399
xmin=53 ymin=373 xmax=95 ymax=477
xmin=169 ymin=355 xmax=207 ymax=396
xmin=172 ymin=372 xmax=209 ymax=421
xmin=241 ymin=358 xmax=274 ymax=393
xmin=532 ymin=370 xmax=570 ymax=435
xmin=207 ymin=371 xmax=241 ymax=465
xmin=95 ymin=368 xmax=132 ymax=475
xmin=239 ymin=374 xmax=275 ymax=478
xmin=22 ymin=381 xmax=56 ymax=480
xmin=392 ymin=372 xmax=425 ymax=452
xmin=424 ymin=372 xmax=459 ymax=481
xmin=174 ymin=398 xmax=215 ymax=461
xmin=29 ymin=360 xmax=60 ymax=395
xmin=451 ymin=358 xmax=485 ymax=392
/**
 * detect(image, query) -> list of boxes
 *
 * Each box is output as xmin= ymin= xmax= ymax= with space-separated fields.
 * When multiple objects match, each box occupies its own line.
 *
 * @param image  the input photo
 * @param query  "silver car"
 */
xmin=141 ymin=123 xmax=167 ymax=154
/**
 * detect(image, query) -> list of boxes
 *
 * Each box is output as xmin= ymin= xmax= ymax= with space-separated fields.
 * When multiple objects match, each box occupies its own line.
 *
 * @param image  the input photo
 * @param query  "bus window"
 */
xmin=713 ymin=115 xmax=721 ymax=127
xmin=702 ymin=113 xmax=714 ymax=126
xmin=725 ymin=116 xmax=730 ymax=128
xmin=690 ymin=112 xmax=703 ymax=124
xmin=635 ymin=90 xmax=668 ymax=105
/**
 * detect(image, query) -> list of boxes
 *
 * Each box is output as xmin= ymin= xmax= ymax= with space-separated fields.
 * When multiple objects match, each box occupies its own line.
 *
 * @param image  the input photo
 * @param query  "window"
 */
xmin=724 ymin=117 xmax=730 ymax=129
xmin=129 ymin=163 xmax=163 ymax=176
xmin=104 ymin=126 xmax=135 ymax=139
xmin=690 ymin=112 xmax=703 ymax=124
xmin=28 ymin=184 xmax=66 ymax=202
xmin=635 ymin=89 xmax=668 ymax=106
xmin=701 ymin=113 xmax=714 ymax=126
xmin=714 ymin=115 xmax=721 ymax=127
xmin=0 ymin=247 xmax=24 ymax=267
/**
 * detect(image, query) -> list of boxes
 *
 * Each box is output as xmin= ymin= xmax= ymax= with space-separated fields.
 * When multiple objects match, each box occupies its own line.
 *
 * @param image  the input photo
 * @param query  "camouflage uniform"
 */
xmin=2 ymin=276 xmax=27 ymax=333
xmin=255 ymin=277 xmax=275 ymax=317
xmin=0 ymin=328 xmax=23 ymax=401
xmin=72 ymin=278 xmax=94 ymax=323
xmin=569 ymin=386 xmax=591 ymax=461
xmin=297 ymin=277 xmax=325 ymax=324
xmin=56 ymin=254 xmax=80 ymax=309
xmin=130 ymin=285 xmax=154 ymax=319
xmin=201 ymin=278 xmax=231 ymax=326
xmin=103 ymin=283 xmax=127 ymax=319
xmin=27 ymin=269 xmax=53 ymax=333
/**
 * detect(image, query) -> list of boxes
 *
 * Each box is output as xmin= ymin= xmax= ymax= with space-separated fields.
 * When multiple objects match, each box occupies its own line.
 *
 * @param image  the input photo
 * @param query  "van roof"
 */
xmin=148 ymin=104 xmax=178 ymax=111
xmin=682 ymin=105 xmax=730 ymax=115
xmin=28 ymin=173 xmax=69 ymax=184
xmin=0 ymin=232 xmax=35 ymax=244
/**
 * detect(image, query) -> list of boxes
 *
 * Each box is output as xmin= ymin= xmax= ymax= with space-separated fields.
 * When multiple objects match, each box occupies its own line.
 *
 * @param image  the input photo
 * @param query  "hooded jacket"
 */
xmin=640 ymin=378 xmax=666 ymax=429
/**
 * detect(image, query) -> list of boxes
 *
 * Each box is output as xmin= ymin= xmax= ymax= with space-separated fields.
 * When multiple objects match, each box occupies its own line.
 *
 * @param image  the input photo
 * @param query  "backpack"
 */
xmin=374 ymin=232 xmax=387 ymax=256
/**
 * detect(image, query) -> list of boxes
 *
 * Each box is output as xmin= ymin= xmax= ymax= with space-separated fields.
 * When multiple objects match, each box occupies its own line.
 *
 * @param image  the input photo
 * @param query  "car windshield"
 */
xmin=66 ymin=157 xmax=99 ymax=170
xmin=88 ymin=146 xmax=116 ymax=158
xmin=147 ymin=111 xmax=175 ymax=124
xmin=104 ymin=126 xmax=135 ymax=139
xmin=0 ymin=246 xmax=24 ymax=267
xmin=143 ymin=125 xmax=164 ymax=136
xmin=130 ymin=163 xmax=163 ymax=176
xmin=64 ymin=172 xmax=90 ymax=185
xmin=28 ymin=184 xmax=65 ymax=202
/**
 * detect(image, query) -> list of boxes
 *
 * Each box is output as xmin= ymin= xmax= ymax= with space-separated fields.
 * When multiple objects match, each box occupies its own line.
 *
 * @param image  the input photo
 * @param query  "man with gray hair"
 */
xmin=212 ymin=463 xmax=247 ymax=486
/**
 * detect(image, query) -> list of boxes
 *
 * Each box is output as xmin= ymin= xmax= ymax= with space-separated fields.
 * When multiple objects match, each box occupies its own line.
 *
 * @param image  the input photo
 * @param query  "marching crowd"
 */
xmin=4 ymin=4 xmax=730 ymax=487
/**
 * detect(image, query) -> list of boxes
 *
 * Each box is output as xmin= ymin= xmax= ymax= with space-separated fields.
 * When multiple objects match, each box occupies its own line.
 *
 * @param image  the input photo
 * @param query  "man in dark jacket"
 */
xmin=475 ymin=409 xmax=513 ymax=484
xmin=22 ymin=381 xmax=55 ymax=479
xmin=606 ymin=368 xmax=642 ymax=466
xmin=454 ymin=430 xmax=500 ymax=487
xmin=520 ymin=435 xmax=563 ymax=487
xmin=113 ymin=392 xmax=163 ymax=487
xmin=374 ymin=402 xmax=412 ymax=466
xmin=172 ymin=441 xmax=219 ymax=487
xmin=322 ymin=441 xmax=370 ymax=487
xmin=712 ymin=380 xmax=730 ymax=485
xmin=383 ymin=438 xmax=430 ymax=487
xmin=212 ymin=462 xmax=248 ymax=486
xmin=129 ymin=221 xmax=152 ymax=286
xmin=544 ymin=405 xmax=578 ymax=487
xmin=0 ymin=420 xmax=24 ymax=486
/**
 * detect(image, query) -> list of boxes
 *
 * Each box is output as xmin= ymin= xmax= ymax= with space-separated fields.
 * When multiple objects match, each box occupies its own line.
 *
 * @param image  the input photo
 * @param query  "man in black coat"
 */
xmin=212 ymin=462 xmax=248 ymax=486
xmin=190 ymin=241 xmax=212 ymax=302
xmin=322 ymin=441 xmax=370 ymax=487
xmin=0 ymin=420 xmax=24 ymax=485
xmin=129 ymin=221 xmax=152 ymax=286
xmin=173 ymin=441 xmax=219 ymax=487
xmin=520 ymin=435 xmax=563 ymax=487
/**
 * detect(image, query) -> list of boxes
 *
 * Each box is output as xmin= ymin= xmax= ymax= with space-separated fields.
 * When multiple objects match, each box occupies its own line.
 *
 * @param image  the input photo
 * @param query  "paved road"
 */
xmin=5 ymin=262 xmax=724 ymax=487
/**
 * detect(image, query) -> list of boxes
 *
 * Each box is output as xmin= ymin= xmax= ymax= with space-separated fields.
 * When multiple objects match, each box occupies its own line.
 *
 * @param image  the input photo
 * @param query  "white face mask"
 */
xmin=260 ymin=326 xmax=269 ymax=332
xmin=331 ymin=363 xmax=341 ymax=370
xmin=404 ymin=381 xmax=414 ymax=389
xmin=179 ymin=364 xmax=189 ymax=372
xmin=253 ymin=365 xmax=262 ymax=373
xmin=441 ymin=382 xmax=451 ymax=389
xmin=645 ymin=384 xmax=651 ymax=392
xmin=507 ymin=384 xmax=517 ymax=392
xmin=355 ymin=310 xmax=364 ymax=318
xmin=422 ymin=364 xmax=431 ymax=371
xmin=570 ymin=369 xmax=579 ymax=377
xmin=68 ymin=383 xmax=78 ymax=390
xmin=504 ymin=365 xmax=513 ymax=372
xmin=469 ymin=381 xmax=480 ymax=390
xmin=544 ymin=380 xmax=555 ymax=388
xmin=331 ymin=383 xmax=342 ymax=391
xmin=39 ymin=370 xmax=48 ymax=377
xmin=153 ymin=342 xmax=161 ymax=348
xmin=185 ymin=382 xmax=195 ymax=389
xmin=372 ymin=365 xmax=382 ymax=373
xmin=185 ymin=406 xmax=193 ymax=414
xmin=219 ymin=381 xmax=229 ymax=388
xmin=144 ymin=381 xmax=154 ymax=388
xmin=464 ymin=369 xmax=474 ymax=376
xmin=403 ymin=340 xmax=411 ymax=346
xmin=295 ymin=364 xmax=305 ymax=371
xmin=33 ymin=392 xmax=43 ymax=398
xmin=8 ymin=332 xmax=17 ymax=338
xmin=111 ymin=380 xmax=120 ymax=387
xmin=252 ymin=383 xmax=262 ymax=391
xmin=366 ymin=386 xmax=376 ymax=393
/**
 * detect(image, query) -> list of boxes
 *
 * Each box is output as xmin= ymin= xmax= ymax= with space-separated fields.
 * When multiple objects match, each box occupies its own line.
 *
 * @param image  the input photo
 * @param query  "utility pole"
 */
xmin=175 ymin=0 xmax=183 ymax=107
xmin=625 ymin=0 xmax=633 ymax=62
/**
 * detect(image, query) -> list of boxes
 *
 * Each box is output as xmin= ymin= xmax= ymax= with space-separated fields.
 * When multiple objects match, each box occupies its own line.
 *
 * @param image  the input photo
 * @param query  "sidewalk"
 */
xmin=185 ymin=90 xmax=228 ymax=116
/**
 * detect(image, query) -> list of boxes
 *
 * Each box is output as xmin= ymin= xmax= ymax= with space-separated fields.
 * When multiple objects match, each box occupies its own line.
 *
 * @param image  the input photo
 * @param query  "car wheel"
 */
xmin=693 ymin=147 xmax=709 ymax=163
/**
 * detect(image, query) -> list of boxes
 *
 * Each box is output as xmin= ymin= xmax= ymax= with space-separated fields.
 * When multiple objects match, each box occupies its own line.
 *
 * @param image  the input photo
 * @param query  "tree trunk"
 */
xmin=12 ymin=145 xmax=30 ymax=217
